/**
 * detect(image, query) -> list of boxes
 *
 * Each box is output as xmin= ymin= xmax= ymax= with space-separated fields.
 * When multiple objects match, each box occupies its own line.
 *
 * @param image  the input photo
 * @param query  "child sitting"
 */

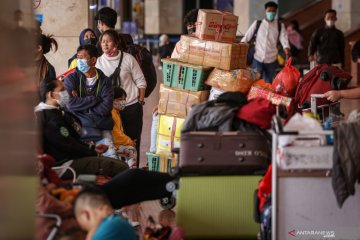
xmin=74 ymin=187 xmax=137 ymax=240
xmin=112 ymin=87 xmax=138 ymax=168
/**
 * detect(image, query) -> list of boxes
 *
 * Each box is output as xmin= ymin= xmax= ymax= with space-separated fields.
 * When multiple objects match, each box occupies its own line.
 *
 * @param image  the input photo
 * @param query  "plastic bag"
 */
xmin=272 ymin=57 xmax=300 ymax=97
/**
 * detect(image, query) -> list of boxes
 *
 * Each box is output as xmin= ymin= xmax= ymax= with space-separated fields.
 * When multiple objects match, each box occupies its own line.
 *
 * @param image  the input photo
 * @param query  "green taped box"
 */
xmin=176 ymin=175 xmax=261 ymax=239
xmin=146 ymin=152 xmax=177 ymax=174
xmin=161 ymin=58 xmax=212 ymax=91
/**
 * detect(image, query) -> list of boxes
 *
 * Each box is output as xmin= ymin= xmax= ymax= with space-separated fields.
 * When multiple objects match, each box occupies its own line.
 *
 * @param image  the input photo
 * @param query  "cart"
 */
xmin=271 ymin=116 xmax=360 ymax=240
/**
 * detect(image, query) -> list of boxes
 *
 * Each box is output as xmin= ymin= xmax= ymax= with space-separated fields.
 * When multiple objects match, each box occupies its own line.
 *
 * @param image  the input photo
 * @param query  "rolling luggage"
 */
xmin=176 ymin=175 xmax=262 ymax=239
xmin=179 ymin=131 xmax=270 ymax=175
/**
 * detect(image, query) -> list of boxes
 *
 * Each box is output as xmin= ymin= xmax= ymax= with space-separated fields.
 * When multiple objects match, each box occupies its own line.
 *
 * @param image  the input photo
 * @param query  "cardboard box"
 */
xmin=206 ymin=68 xmax=260 ymax=93
xmin=195 ymin=9 xmax=238 ymax=43
xmin=156 ymin=115 xmax=185 ymax=154
xmin=247 ymin=85 xmax=293 ymax=110
xmin=177 ymin=35 xmax=248 ymax=70
xmin=158 ymin=84 xmax=210 ymax=118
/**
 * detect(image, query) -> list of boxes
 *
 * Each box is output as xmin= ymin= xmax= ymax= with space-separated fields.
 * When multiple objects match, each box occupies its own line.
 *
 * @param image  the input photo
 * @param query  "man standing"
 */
xmin=95 ymin=7 xmax=118 ymax=33
xmin=241 ymin=1 xmax=290 ymax=83
xmin=308 ymin=9 xmax=345 ymax=68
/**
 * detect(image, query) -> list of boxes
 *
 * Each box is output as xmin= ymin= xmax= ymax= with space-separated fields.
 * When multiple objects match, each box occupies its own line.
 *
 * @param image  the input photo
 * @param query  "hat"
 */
xmin=95 ymin=7 xmax=117 ymax=28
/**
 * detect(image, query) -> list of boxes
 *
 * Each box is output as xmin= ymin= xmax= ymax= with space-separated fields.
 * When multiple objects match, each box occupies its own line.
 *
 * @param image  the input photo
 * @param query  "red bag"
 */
xmin=237 ymin=98 xmax=276 ymax=129
xmin=294 ymin=64 xmax=352 ymax=109
xmin=272 ymin=57 xmax=300 ymax=97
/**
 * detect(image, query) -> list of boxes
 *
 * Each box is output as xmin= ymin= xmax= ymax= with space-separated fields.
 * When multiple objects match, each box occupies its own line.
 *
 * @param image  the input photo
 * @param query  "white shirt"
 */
xmin=86 ymin=76 xmax=97 ymax=86
xmin=96 ymin=52 xmax=147 ymax=106
xmin=241 ymin=19 xmax=290 ymax=63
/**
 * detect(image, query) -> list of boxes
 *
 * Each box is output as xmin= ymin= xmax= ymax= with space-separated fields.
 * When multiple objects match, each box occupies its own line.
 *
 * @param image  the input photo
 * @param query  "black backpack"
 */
xmin=119 ymin=34 xmax=157 ymax=98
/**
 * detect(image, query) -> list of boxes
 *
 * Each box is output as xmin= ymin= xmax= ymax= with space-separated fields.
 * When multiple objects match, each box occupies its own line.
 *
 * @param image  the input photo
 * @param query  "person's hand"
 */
xmin=152 ymin=105 xmax=159 ymax=116
xmin=308 ymin=55 xmax=315 ymax=62
xmin=71 ymin=90 xmax=78 ymax=97
xmin=324 ymin=90 xmax=341 ymax=102
xmin=95 ymin=144 xmax=109 ymax=154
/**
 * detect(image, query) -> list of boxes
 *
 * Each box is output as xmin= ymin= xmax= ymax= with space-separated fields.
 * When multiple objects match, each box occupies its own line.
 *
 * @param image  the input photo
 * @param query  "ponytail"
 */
xmin=37 ymin=34 xmax=58 ymax=54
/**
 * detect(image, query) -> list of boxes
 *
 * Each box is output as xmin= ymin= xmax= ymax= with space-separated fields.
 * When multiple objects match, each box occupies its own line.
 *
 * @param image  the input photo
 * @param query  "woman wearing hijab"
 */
xmin=68 ymin=28 xmax=98 ymax=69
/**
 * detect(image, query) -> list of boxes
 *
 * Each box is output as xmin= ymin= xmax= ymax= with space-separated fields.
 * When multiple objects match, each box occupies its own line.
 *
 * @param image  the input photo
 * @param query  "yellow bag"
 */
xmin=156 ymin=115 xmax=185 ymax=154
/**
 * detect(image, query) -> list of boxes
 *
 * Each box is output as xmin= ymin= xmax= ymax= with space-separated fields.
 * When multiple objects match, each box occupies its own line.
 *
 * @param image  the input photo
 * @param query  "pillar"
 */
xmin=35 ymin=0 xmax=89 ymax=75
xmin=144 ymin=0 xmax=183 ymax=34
xmin=332 ymin=0 xmax=360 ymax=32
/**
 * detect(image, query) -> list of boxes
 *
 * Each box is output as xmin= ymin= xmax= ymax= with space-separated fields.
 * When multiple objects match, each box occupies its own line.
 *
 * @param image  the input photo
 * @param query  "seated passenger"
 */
xmin=35 ymin=78 xmax=128 ymax=177
xmin=74 ymin=188 xmax=137 ymax=240
xmin=112 ymin=87 xmax=137 ymax=168
xmin=68 ymin=28 xmax=98 ymax=69
xmin=64 ymin=44 xmax=119 ymax=159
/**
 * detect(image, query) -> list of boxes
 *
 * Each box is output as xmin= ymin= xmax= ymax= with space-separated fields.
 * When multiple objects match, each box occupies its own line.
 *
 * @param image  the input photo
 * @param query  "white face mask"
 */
xmin=326 ymin=20 xmax=335 ymax=27
xmin=55 ymin=90 xmax=70 ymax=107
xmin=113 ymin=100 xmax=126 ymax=111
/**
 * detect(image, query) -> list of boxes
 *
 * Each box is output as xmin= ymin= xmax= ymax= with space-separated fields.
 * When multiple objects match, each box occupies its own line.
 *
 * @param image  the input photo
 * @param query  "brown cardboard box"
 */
xmin=195 ymin=9 xmax=238 ymax=43
xmin=206 ymin=68 xmax=261 ymax=93
xmin=158 ymin=84 xmax=210 ymax=118
xmin=177 ymin=35 xmax=248 ymax=70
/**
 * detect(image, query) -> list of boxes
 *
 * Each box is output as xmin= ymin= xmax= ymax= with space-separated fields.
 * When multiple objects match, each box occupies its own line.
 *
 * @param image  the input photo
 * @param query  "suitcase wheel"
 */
xmin=159 ymin=196 xmax=176 ymax=210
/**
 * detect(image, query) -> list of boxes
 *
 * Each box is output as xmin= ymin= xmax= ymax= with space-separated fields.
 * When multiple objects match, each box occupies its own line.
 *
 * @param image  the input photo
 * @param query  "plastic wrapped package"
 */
xmin=206 ymin=68 xmax=260 ymax=93
xmin=158 ymin=84 xmax=210 ymax=118
xmin=208 ymin=87 xmax=225 ymax=101
xmin=195 ymin=9 xmax=238 ymax=43
xmin=177 ymin=35 xmax=248 ymax=70
xmin=247 ymin=85 xmax=293 ymax=111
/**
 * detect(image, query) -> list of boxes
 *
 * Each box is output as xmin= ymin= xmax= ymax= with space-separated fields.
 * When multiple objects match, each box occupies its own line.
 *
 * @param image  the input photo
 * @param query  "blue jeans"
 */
xmin=96 ymin=130 xmax=118 ymax=159
xmin=252 ymin=59 xmax=278 ymax=84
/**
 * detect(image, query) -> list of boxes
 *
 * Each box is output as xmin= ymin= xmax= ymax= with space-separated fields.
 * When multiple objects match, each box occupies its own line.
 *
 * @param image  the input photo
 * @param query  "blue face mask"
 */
xmin=77 ymin=59 xmax=90 ymax=73
xmin=266 ymin=12 xmax=276 ymax=22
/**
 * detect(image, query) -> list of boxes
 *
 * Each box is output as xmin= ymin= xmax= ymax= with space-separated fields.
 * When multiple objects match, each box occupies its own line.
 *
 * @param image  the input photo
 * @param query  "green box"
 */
xmin=161 ymin=58 xmax=212 ymax=91
xmin=146 ymin=152 xmax=175 ymax=174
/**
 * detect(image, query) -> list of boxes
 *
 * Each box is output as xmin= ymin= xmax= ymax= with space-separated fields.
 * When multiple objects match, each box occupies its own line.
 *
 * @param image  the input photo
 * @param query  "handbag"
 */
xmin=109 ymin=51 xmax=124 ymax=87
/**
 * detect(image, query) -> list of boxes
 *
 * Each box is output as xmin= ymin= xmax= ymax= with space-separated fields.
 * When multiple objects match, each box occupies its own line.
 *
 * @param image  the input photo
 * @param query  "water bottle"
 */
xmin=323 ymin=117 xmax=334 ymax=145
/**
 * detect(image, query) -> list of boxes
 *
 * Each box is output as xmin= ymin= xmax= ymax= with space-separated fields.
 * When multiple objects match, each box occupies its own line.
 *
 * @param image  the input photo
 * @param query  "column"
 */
xmin=35 ymin=0 xmax=89 ymax=75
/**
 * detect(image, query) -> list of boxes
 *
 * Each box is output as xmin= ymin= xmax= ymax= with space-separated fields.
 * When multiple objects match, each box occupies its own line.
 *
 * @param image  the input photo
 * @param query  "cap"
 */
xmin=95 ymin=7 xmax=117 ymax=28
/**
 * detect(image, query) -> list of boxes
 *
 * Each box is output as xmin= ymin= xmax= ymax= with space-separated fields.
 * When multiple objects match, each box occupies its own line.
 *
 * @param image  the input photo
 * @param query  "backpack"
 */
xmin=120 ymin=34 xmax=157 ymax=98
xmin=294 ymin=64 xmax=352 ymax=110
xmin=247 ymin=20 xmax=281 ymax=66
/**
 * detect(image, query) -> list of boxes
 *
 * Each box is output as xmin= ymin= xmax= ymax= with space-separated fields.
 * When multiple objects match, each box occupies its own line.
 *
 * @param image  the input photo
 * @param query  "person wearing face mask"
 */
xmin=64 ymin=44 xmax=119 ymax=160
xmin=286 ymin=20 xmax=303 ymax=64
xmin=308 ymin=9 xmax=345 ymax=68
xmin=94 ymin=7 xmax=118 ymax=55
xmin=68 ymin=28 xmax=98 ymax=69
xmin=241 ymin=1 xmax=290 ymax=83
xmin=171 ymin=8 xmax=199 ymax=58
xmin=35 ymin=78 xmax=128 ymax=177
xmin=112 ymin=87 xmax=138 ymax=168
xmin=96 ymin=30 xmax=146 ymax=167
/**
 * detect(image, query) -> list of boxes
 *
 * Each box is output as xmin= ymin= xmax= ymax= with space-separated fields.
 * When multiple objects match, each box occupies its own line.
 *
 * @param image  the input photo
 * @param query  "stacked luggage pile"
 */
xmin=170 ymin=9 xmax=270 ymax=239
xmin=148 ymin=8 xmax=354 ymax=239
